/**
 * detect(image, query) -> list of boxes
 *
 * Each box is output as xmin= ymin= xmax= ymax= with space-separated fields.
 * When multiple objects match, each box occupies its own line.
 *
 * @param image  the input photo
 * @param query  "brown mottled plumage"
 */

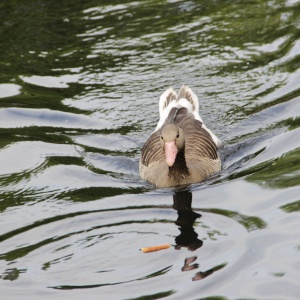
xmin=139 ymin=86 xmax=221 ymax=188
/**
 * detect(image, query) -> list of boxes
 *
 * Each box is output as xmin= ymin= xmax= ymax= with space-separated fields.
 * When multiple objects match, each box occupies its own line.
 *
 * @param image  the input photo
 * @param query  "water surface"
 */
xmin=0 ymin=0 xmax=300 ymax=299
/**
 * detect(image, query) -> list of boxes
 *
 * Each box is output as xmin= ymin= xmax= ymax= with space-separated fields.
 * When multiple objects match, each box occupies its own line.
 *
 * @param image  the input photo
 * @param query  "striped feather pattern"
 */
xmin=141 ymin=131 xmax=164 ymax=167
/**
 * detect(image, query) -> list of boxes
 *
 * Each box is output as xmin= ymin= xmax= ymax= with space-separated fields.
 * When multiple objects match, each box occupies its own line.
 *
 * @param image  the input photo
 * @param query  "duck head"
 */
xmin=160 ymin=123 xmax=185 ymax=167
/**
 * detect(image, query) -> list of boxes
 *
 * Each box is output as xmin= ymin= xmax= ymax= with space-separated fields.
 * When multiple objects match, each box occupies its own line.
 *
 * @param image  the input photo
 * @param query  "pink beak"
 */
xmin=165 ymin=141 xmax=178 ymax=167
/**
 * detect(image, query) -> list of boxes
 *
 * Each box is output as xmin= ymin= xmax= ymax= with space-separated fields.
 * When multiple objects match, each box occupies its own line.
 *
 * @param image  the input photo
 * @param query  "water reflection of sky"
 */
xmin=0 ymin=0 xmax=300 ymax=299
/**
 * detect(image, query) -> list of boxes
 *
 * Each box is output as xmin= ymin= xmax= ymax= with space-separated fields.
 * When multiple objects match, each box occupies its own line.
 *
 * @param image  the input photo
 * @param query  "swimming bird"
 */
xmin=139 ymin=85 xmax=221 ymax=188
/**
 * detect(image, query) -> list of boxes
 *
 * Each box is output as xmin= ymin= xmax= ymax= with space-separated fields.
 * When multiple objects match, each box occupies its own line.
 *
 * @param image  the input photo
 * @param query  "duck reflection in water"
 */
xmin=173 ymin=191 xmax=202 ymax=251
xmin=173 ymin=191 xmax=215 ymax=281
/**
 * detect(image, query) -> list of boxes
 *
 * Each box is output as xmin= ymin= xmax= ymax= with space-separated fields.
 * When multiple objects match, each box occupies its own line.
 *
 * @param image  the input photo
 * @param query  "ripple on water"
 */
xmin=0 ymin=0 xmax=300 ymax=299
xmin=0 ymin=191 xmax=261 ymax=298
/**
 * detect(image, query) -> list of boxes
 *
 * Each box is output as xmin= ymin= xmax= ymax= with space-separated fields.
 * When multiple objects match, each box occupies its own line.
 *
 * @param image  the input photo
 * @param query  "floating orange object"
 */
xmin=140 ymin=244 xmax=172 ymax=253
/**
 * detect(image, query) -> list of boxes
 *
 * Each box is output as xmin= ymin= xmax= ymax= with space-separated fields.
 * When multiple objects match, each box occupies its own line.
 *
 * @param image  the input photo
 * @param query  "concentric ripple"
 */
xmin=0 ymin=0 xmax=300 ymax=299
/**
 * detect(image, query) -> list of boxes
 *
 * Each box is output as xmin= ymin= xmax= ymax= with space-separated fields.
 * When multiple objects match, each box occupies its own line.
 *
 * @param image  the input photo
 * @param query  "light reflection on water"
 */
xmin=0 ymin=0 xmax=300 ymax=299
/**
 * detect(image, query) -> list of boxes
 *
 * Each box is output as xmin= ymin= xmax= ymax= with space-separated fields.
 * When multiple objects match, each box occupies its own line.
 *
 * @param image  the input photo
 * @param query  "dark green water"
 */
xmin=0 ymin=0 xmax=300 ymax=299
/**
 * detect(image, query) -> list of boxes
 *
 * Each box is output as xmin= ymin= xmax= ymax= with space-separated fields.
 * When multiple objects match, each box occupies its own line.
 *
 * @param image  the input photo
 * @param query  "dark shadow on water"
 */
xmin=0 ymin=268 xmax=26 ymax=281
xmin=172 ymin=190 xmax=226 ymax=281
xmin=173 ymin=191 xmax=203 ymax=251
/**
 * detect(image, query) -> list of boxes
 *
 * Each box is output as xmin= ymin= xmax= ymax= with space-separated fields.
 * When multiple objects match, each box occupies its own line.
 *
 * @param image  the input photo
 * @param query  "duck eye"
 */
xmin=161 ymin=136 xmax=163 ymax=140
xmin=176 ymin=133 xmax=179 ymax=138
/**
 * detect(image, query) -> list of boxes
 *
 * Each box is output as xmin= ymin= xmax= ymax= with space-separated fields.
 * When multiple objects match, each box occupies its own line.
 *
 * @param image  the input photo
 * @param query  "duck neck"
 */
xmin=169 ymin=147 xmax=189 ymax=179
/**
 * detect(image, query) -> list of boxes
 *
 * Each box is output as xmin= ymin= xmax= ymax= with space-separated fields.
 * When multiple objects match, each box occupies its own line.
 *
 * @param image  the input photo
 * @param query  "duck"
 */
xmin=139 ymin=85 xmax=221 ymax=188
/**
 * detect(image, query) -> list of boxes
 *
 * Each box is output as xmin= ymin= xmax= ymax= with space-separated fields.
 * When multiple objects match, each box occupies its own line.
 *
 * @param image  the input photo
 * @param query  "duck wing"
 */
xmin=174 ymin=107 xmax=219 ymax=161
xmin=140 ymin=130 xmax=164 ymax=167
